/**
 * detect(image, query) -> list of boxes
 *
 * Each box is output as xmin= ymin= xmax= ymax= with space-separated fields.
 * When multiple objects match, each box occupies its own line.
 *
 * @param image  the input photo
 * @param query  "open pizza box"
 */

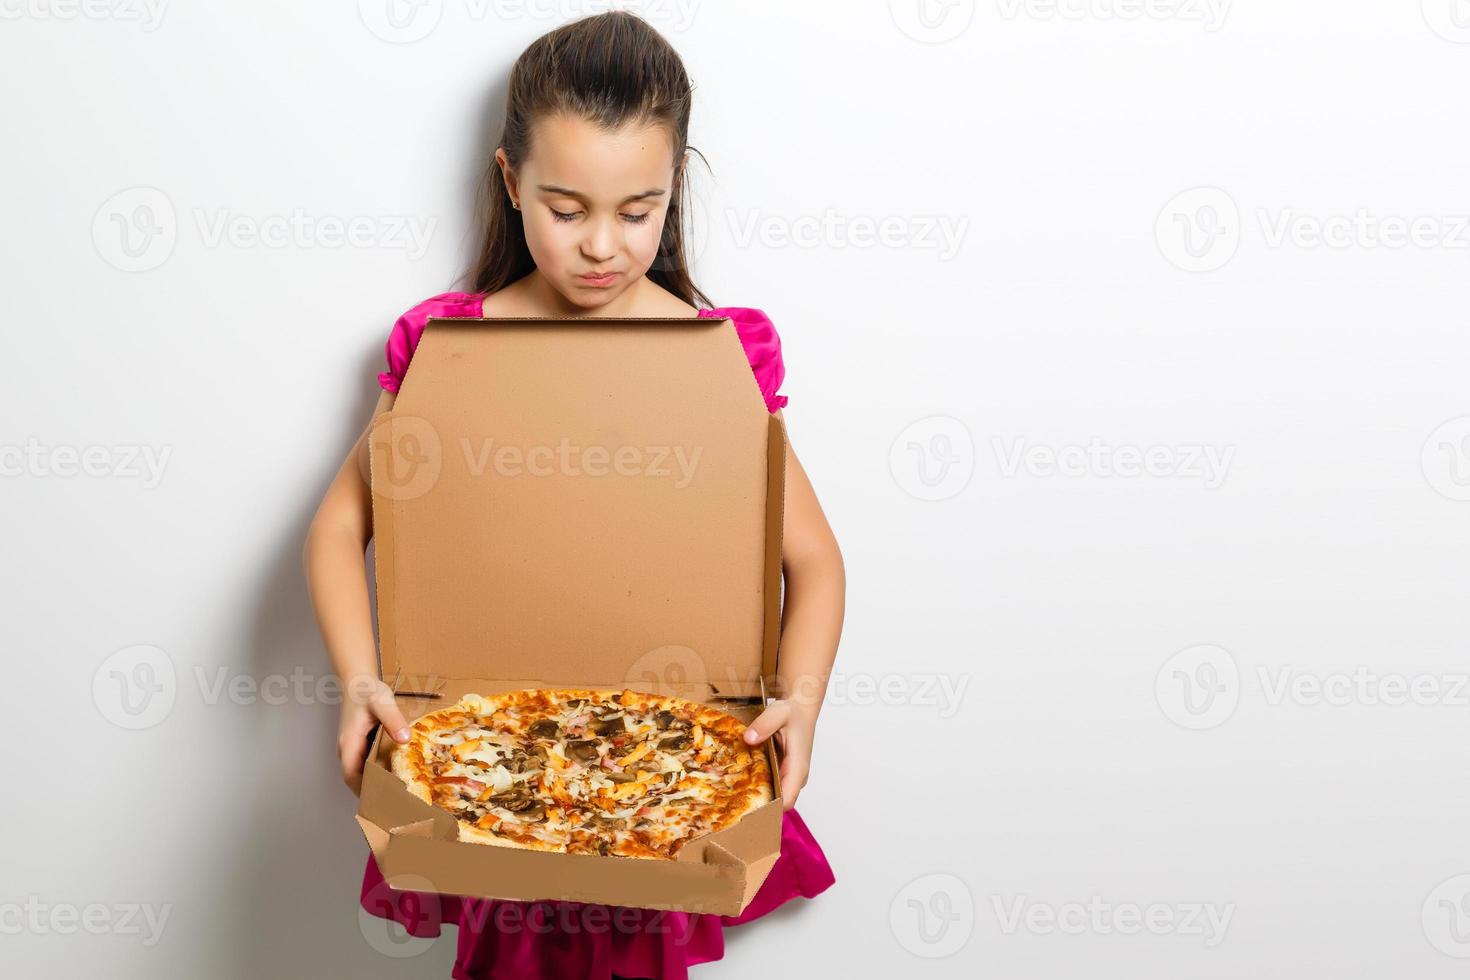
xmin=355 ymin=314 xmax=786 ymax=916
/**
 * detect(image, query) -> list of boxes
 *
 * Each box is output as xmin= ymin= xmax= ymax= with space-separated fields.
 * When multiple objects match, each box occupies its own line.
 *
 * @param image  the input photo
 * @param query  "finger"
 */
xmin=370 ymin=693 xmax=412 ymax=743
xmin=742 ymin=700 xmax=790 ymax=745
xmin=780 ymin=761 xmax=807 ymax=810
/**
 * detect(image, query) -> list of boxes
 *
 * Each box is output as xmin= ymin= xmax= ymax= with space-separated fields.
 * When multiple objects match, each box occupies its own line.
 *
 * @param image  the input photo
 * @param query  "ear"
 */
xmin=494 ymin=148 xmax=518 ymax=207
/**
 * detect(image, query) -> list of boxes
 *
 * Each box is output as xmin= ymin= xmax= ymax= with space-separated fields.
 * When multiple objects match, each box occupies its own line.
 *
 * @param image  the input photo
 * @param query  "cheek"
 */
xmin=624 ymin=214 xmax=667 ymax=267
xmin=521 ymin=214 xmax=575 ymax=272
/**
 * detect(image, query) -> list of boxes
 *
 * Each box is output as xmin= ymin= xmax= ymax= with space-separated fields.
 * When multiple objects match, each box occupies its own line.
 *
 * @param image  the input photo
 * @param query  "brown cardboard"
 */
xmin=356 ymin=315 xmax=786 ymax=916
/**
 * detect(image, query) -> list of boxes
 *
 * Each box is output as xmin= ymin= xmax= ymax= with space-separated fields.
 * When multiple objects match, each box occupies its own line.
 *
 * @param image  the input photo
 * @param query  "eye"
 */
xmin=550 ymin=208 xmax=581 ymax=223
xmin=620 ymin=212 xmax=651 ymax=225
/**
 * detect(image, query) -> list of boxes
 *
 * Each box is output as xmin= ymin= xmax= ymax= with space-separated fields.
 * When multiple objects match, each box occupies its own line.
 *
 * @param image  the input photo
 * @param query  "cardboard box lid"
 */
xmin=369 ymin=316 xmax=784 ymax=696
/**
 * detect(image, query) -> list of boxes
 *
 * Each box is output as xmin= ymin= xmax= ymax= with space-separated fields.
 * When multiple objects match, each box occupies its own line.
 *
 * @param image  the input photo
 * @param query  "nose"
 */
xmin=580 ymin=214 xmax=618 ymax=264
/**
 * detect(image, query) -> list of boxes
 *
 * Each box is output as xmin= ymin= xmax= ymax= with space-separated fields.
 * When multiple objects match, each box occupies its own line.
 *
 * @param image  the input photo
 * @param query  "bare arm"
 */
xmin=302 ymin=388 xmax=411 ymax=794
xmin=742 ymin=411 xmax=846 ymax=809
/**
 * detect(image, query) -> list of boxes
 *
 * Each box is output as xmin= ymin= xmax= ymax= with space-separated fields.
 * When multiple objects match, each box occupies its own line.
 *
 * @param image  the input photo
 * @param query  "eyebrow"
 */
xmin=536 ymin=184 xmax=666 ymax=204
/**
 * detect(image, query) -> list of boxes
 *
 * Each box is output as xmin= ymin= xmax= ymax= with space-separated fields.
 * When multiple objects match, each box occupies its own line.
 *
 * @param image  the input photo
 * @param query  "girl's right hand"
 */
xmin=338 ymin=676 xmax=412 ymax=796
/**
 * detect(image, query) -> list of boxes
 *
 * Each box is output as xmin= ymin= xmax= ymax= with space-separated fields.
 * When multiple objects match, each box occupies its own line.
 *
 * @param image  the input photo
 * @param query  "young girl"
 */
xmin=303 ymin=12 xmax=845 ymax=980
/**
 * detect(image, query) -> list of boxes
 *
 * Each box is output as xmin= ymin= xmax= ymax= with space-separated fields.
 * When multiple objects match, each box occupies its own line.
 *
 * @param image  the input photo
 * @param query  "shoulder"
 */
xmin=378 ymin=291 xmax=484 ymax=393
xmin=699 ymin=306 xmax=789 ymax=414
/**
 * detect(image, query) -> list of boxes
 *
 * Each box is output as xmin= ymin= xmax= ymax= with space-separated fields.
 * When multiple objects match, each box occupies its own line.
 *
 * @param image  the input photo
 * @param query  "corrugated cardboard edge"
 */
xmin=762 ymin=413 xmax=786 ymax=686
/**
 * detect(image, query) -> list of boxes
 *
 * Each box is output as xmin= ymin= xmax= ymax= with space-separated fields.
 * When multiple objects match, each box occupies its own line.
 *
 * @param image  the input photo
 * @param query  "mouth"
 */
xmin=576 ymin=271 xmax=621 ymax=287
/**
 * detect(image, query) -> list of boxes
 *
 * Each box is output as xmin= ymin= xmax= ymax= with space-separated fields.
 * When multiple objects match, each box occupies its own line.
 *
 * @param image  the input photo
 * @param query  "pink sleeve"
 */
xmin=702 ymin=306 xmax=789 ymax=414
xmin=378 ymin=292 xmax=484 ymax=393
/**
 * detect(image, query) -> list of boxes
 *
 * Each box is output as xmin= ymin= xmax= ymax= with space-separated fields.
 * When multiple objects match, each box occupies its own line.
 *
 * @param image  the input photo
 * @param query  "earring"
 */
xmin=511 ymin=200 xmax=520 ymax=210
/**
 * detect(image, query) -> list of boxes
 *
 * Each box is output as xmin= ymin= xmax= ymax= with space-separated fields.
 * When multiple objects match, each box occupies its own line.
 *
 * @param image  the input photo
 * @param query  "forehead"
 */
xmin=524 ymin=113 xmax=676 ymax=197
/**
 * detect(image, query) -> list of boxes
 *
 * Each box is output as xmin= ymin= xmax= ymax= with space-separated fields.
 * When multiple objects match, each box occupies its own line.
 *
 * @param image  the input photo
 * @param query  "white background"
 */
xmin=3 ymin=0 xmax=1470 ymax=976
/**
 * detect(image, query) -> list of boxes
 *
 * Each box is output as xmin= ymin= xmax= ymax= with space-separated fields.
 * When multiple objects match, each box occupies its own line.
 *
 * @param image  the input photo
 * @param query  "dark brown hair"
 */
xmin=464 ymin=11 xmax=712 ymax=309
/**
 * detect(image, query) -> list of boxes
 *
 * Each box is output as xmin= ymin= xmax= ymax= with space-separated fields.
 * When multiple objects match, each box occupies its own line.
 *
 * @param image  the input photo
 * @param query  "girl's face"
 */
xmin=499 ymin=114 xmax=680 ymax=309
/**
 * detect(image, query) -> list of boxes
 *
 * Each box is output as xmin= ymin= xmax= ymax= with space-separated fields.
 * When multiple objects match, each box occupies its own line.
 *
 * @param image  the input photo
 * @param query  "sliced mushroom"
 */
xmin=528 ymin=719 xmax=559 ymax=738
xmin=565 ymin=739 xmax=599 ymax=762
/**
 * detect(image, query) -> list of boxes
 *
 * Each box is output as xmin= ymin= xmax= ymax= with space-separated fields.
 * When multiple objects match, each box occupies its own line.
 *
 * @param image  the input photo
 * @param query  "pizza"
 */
xmin=389 ymin=688 xmax=773 ymax=859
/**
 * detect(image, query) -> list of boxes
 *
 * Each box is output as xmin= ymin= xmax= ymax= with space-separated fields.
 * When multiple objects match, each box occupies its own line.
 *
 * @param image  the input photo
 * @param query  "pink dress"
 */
xmin=361 ymin=292 xmax=833 ymax=980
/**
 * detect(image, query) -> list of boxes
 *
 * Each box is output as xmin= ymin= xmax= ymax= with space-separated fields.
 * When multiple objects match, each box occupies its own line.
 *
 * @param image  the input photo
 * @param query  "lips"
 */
xmin=577 ymin=271 xmax=621 ymax=287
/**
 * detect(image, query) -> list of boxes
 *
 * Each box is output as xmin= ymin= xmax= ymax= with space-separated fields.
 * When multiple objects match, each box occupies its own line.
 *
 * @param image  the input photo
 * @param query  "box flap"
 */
xmin=370 ymin=316 xmax=784 ymax=694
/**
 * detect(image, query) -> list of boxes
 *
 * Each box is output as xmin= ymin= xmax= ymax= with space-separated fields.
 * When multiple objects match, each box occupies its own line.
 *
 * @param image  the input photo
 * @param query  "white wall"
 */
xmin=3 ymin=1 xmax=1469 ymax=977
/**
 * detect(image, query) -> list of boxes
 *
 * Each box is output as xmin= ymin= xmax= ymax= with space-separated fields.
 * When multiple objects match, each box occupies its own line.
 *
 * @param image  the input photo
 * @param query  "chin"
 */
xmin=561 ymin=282 xmax=624 ymax=310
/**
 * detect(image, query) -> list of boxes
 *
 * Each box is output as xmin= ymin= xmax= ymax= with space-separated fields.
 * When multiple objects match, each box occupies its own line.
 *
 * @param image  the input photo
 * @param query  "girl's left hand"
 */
xmin=742 ymin=698 xmax=819 ymax=810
